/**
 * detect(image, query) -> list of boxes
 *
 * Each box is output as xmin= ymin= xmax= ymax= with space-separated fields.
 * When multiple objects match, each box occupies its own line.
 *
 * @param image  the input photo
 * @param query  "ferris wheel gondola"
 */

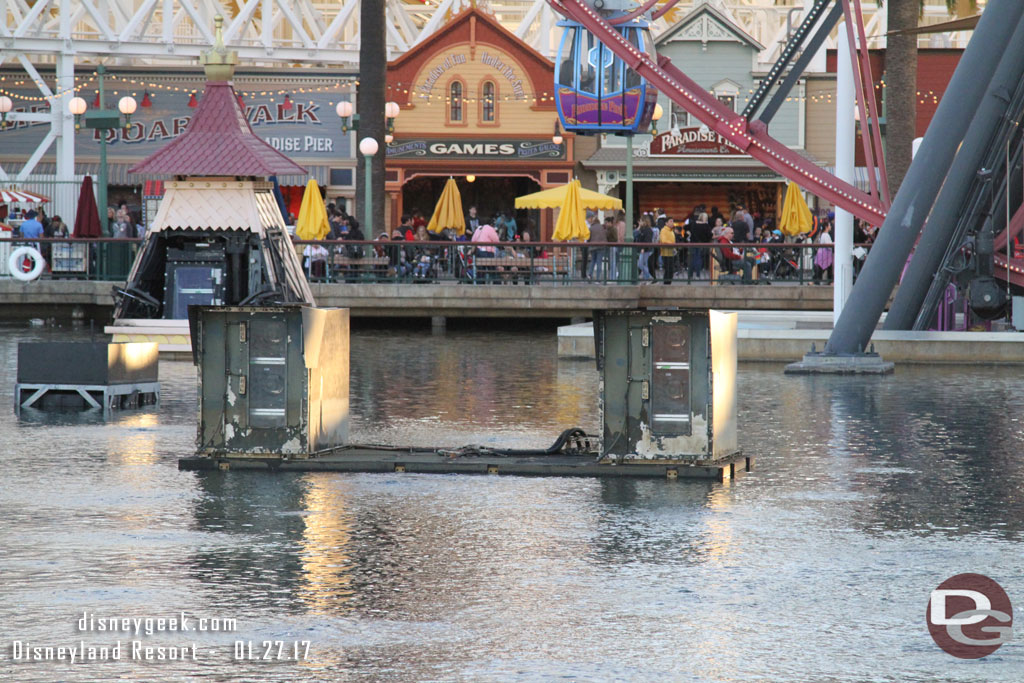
xmin=555 ymin=12 xmax=659 ymax=135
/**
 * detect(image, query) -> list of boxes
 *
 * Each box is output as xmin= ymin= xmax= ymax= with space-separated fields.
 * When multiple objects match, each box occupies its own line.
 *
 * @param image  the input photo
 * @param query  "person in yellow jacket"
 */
xmin=659 ymin=218 xmax=682 ymax=284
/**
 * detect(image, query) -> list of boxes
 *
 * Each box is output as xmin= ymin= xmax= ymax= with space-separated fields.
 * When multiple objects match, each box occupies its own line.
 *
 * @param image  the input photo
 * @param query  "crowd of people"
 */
xmin=4 ymin=193 xmax=878 ymax=286
xmin=1 ymin=207 xmax=70 ymax=239
xmin=581 ymin=203 xmax=878 ymax=285
xmin=292 ymin=199 xmax=881 ymax=285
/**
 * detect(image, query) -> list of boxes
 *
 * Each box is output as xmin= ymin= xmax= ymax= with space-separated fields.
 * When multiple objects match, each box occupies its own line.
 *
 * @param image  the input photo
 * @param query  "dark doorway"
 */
xmin=402 ymin=175 xmax=542 ymax=238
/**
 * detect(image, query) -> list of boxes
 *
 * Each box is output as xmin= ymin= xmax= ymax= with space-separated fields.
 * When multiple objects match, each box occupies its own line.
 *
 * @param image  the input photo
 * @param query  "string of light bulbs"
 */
xmin=0 ymin=68 xmax=947 ymax=110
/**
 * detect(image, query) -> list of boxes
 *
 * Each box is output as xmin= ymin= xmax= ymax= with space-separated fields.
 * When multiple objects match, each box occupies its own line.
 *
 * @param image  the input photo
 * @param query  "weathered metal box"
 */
xmin=595 ymin=310 xmax=738 ymax=462
xmin=15 ymin=342 xmax=160 ymax=415
xmin=192 ymin=306 xmax=349 ymax=457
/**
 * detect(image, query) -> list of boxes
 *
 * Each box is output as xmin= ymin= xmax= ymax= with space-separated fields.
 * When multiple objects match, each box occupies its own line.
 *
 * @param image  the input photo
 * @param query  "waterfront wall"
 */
xmin=0 ymin=280 xmax=836 ymax=320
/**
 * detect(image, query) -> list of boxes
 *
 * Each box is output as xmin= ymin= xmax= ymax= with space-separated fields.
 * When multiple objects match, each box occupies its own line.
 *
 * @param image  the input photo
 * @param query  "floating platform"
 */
xmin=15 ymin=341 xmax=161 ymax=416
xmin=16 ymin=381 xmax=160 ymax=415
xmin=784 ymin=350 xmax=895 ymax=375
xmin=179 ymin=446 xmax=753 ymax=481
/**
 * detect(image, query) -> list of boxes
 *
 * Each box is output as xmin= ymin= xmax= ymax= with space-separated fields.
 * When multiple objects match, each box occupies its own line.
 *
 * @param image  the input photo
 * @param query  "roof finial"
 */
xmin=202 ymin=14 xmax=238 ymax=82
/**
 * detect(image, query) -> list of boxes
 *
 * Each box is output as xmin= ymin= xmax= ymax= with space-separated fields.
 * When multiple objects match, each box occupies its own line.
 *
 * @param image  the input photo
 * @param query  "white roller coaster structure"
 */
xmin=0 ymin=0 xmax=980 ymax=182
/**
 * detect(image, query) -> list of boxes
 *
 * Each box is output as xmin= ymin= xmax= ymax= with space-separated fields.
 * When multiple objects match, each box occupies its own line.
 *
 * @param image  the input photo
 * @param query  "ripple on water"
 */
xmin=1 ymin=324 xmax=1022 ymax=681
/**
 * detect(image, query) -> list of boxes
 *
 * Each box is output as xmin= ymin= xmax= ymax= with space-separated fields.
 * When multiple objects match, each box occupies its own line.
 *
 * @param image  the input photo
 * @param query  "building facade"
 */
xmin=582 ymin=3 xmax=805 ymax=225
xmin=384 ymin=7 xmax=581 ymax=239
xmin=0 ymin=67 xmax=356 ymax=218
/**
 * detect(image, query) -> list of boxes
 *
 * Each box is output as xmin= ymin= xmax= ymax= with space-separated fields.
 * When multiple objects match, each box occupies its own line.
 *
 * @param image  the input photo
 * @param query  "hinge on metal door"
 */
xmin=238 ymin=375 xmax=247 ymax=395
xmin=239 ymin=322 xmax=247 ymax=342
xmin=641 ymin=328 xmax=649 ymax=347
xmin=641 ymin=380 xmax=649 ymax=400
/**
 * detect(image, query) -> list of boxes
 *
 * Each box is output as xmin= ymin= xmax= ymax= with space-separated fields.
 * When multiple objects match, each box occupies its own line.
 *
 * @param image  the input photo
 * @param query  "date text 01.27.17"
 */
xmin=234 ymin=641 xmax=311 ymax=661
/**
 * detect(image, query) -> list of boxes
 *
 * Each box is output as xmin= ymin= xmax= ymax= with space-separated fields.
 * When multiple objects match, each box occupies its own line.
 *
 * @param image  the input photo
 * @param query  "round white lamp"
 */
xmin=552 ymin=133 xmax=563 ymax=145
xmin=335 ymin=101 xmax=353 ymax=118
xmin=385 ymin=101 xmax=400 ymax=119
xmin=118 ymin=96 xmax=137 ymax=116
xmin=0 ymin=96 xmax=13 ymax=114
xmin=359 ymin=137 xmax=379 ymax=156
xmin=68 ymin=96 xmax=88 ymax=115
xmin=466 ymin=175 xmax=476 ymax=183
xmin=384 ymin=134 xmax=394 ymax=144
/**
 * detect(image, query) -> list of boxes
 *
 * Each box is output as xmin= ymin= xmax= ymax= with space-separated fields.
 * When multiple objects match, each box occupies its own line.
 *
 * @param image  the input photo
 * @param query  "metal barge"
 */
xmin=180 ymin=307 xmax=750 ymax=481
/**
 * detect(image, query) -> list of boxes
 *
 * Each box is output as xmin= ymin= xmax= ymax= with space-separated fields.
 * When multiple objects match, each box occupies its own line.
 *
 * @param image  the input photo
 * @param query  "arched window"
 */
xmin=481 ymin=81 xmax=496 ymax=122
xmin=449 ymin=81 xmax=463 ymax=122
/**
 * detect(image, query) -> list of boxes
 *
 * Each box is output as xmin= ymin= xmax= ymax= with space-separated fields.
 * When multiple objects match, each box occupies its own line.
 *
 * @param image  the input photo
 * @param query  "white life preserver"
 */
xmin=8 ymin=246 xmax=45 ymax=282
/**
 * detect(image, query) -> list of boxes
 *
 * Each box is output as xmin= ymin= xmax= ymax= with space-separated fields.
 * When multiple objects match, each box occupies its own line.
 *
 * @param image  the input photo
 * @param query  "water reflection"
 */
xmin=351 ymin=330 xmax=599 ymax=448
xmin=2 ymin=323 xmax=1024 ymax=682
xmin=297 ymin=476 xmax=356 ymax=614
xmin=848 ymin=368 xmax=1024 ymax=538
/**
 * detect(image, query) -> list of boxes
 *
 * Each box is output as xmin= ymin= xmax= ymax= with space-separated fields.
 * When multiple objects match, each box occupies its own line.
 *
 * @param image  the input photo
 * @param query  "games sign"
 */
xmin=386 ymin=139 xmax=565 ymax=160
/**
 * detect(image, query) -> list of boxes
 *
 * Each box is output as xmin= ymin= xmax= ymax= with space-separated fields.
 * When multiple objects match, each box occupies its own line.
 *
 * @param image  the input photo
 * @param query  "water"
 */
xmin=1 ymin=322 xmax=1023 ymax=681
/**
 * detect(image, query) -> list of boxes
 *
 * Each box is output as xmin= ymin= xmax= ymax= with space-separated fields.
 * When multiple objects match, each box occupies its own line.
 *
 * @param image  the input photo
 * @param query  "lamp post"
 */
xmin=621 ymin=103 xmax=663 ymax=282
xmin=337 ymin=100 xmax=398 ymax=223
xmin=359 ymin=137 xmax=379 ymax=239
xmin=69 ymin=65 xmax=136 ymax=236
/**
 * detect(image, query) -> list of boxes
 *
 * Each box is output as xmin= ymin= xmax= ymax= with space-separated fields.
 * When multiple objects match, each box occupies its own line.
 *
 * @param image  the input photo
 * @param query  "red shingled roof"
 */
xmin=129 ymin=81 xmax=306 ymax=177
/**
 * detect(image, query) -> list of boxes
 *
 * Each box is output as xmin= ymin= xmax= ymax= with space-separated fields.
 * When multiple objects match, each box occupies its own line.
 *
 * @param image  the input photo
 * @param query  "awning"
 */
xmin=0 ymin=188 xmax=49 ymax=203
xmin=143 ymin=180 xmax=165 ymax=197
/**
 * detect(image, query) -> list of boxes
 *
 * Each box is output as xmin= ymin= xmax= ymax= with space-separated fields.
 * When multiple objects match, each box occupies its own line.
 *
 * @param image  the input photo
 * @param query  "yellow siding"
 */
xmin=805 ymin=77 xmax=836 ymax=165
xmin=399 ymin=42 xmax=559 ymax=135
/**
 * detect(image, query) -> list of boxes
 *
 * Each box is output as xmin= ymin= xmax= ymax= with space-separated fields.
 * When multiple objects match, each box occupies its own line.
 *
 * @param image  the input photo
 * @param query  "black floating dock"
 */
xmin=179 ymin=448 xmax=753 ymax=481
xmin=15 ymin=341 xmax=160 ymax=416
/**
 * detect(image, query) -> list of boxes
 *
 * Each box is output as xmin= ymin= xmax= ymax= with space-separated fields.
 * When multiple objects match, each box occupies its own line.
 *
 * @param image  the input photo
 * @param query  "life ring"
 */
xmin=8 ymin=246 xmax=45 ymax=282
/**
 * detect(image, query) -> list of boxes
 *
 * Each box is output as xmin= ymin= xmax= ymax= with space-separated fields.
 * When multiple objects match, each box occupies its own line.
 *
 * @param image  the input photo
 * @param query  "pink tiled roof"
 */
xmin=129 ymin=81 xmax=306 ymax=177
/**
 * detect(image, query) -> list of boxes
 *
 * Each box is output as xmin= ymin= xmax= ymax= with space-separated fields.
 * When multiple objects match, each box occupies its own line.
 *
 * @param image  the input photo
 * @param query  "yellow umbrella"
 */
xmin=779 ymin=181 xmax=812 ymax=236
xmin=515 ymin=182 xmax=622 ymax=211
xmin=426 ymin=177 xmax=467 ymax=236
xmin=295 ymin=179 xmax=330 ymax=240
xmin=551 ymin=179 xmax=590 ymax=242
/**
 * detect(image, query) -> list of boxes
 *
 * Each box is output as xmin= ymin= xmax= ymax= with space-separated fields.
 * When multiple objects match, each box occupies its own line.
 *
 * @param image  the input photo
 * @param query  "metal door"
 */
xmin=219 ymin=310 xmax=301 ymax=452
xmin=624 ymin=317 xmax=650 ymax=446
xmin=650 ymin=321 xmax=691 ymax=435
xmin=247 ymin=315 xmax=289 ymax=430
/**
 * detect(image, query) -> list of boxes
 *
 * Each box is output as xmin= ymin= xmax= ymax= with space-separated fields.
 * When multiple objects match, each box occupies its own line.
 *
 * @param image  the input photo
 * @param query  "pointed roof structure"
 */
xmin=657 ymin=1 xmax=765 ymax=51
xmin=129 ymin=15 xmax=306 ymax=178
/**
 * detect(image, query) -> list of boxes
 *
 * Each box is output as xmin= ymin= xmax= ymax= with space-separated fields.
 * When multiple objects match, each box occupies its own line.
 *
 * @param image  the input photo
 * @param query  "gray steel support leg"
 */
xmin=824 ymin=0 xmax=1024 ymax=354
xmin=885 ymin=14 xmax=1024 ymax=330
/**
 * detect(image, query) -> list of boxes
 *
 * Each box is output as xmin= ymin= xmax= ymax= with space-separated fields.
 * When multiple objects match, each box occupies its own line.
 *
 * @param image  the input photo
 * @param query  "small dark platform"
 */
xmin=179 ymin=447 xmax=753 ymax=481
xmin=15 ymin=341 xmax=160 ymax=416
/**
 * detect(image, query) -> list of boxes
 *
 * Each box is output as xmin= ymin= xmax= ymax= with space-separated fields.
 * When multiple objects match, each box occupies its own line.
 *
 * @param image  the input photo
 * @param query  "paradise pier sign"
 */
xmin=650 ymin=127 xmax=746 ymax=156
xmin=386 ymin=139 xmax=566 ymax=160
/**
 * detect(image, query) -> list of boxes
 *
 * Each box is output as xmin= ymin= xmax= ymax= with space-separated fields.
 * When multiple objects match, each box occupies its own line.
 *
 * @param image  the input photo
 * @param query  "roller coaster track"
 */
xmin=551 ymin=0 xmax=888 ymax=226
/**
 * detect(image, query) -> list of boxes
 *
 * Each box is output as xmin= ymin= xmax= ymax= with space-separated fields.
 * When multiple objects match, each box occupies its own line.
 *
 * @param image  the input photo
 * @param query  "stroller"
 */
xmin=455 ymin=244 xmax=476 ymax=283
xmin=770 ymin=245 xmax=800 ymax=280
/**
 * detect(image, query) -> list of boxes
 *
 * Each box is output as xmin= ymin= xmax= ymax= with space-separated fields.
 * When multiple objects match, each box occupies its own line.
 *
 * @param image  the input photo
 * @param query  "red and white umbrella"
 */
xmin=0 ymin=188 xmax=50 ymax=203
